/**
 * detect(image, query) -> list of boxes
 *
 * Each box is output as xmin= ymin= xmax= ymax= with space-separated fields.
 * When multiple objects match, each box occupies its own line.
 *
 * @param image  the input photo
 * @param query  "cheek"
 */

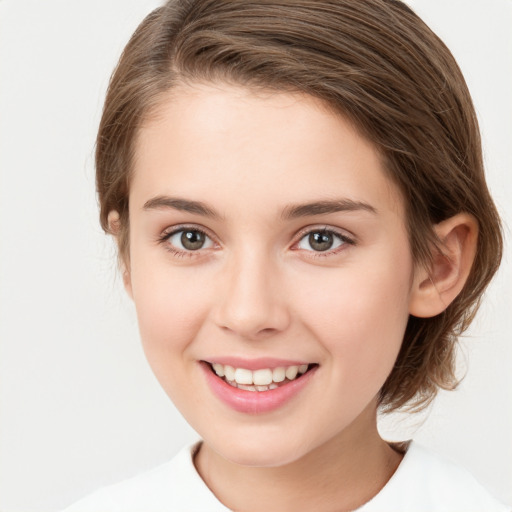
xmin=294 ymin=253 xmax=413 ymax=383
xmin=129 ymin=254 xmax=213 ymax=361
xmin=129 ymin=264 xmax=217 ymax=411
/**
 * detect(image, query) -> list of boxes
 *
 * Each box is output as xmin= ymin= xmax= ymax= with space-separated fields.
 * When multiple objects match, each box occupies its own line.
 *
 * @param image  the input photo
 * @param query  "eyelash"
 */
xmin=157 ymin=225 xmax=216 ymax=258
xmin=157 ymin=225 xmax=356 ymax=258
xmin=293 ymin=227 xmax=356 ymax=257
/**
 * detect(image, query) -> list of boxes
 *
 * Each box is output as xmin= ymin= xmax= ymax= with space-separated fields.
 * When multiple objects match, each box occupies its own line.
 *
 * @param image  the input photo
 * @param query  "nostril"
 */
xmin=259 ymin=327 xmax=278 ymax=335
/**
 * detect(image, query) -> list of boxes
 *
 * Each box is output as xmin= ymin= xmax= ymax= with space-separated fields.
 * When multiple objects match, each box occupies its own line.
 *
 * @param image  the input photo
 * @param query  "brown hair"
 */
xmin=96 ymin=0 xmax=503 ymax=412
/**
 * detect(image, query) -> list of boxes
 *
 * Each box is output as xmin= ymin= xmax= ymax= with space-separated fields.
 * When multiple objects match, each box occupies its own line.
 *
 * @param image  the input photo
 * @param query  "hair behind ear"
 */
xmin=380 ymin=212 xmax=487 ymax=412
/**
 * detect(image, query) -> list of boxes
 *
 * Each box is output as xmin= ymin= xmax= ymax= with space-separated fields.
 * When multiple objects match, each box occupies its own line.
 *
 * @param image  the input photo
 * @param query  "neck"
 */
xmin=194 ymin=402 xmax=403 ymax=512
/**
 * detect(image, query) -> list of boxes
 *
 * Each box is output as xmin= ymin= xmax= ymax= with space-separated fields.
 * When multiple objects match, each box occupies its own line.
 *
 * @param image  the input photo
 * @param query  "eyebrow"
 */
xmin=142 ymin=195 xmax=376 ymax=220
xmin=281 ymin=199 xmax=377 ymax=219
xmin=143 ymin=196 xmax=221 ymax=219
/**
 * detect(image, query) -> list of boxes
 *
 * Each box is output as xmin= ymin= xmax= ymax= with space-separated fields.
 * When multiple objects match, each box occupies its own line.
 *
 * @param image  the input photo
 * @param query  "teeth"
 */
xmin=234 ymin=368 xmax=253 ymax=385
xmin=285 ymin=366 xmax=299 ymax=380
xmin=237 ymin=384 xmax=257 ymax=392
xmin=272 ymin=367 xmax=286 ymax=382
xmin=253 ymin=369 xmax=273 ymax=386
xmin=212 ymin=363 xmax=224 ymax=377
xmin=224 ymin=365 xmax=235 ymax=381
xmin=210 ymin=362 xmax=311 ymax=390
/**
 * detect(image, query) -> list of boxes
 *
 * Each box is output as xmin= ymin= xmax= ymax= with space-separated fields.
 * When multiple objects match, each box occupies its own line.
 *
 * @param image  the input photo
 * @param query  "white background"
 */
xmin=0 ymin=1 xmax=511 ymax=510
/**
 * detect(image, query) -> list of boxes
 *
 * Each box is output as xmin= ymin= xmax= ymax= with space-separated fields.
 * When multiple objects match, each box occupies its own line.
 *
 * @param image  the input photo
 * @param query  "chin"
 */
xmin=204 ymin=426 xmax=318 ymax=468
xmin=225 ymin=446 xmax=303 ymax=468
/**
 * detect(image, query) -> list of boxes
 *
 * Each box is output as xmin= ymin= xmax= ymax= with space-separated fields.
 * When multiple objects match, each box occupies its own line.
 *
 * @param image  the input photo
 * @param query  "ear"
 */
xmin=107 ymin=210 xmax=133 ymax=300
xmin=409 ymin=213 xmax=478 ymax=318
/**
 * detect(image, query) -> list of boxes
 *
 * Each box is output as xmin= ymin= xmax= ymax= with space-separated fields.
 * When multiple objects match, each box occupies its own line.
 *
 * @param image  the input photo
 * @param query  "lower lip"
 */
xmin=200 ymin=362 xmax=318 ymax=414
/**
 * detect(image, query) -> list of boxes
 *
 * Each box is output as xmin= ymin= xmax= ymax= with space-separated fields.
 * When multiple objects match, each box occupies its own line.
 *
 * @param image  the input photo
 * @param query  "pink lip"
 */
xmin=200 ymin=361 xmax=318 ymax=414
xmin=204 ymin=357 xmax=310 ymax=371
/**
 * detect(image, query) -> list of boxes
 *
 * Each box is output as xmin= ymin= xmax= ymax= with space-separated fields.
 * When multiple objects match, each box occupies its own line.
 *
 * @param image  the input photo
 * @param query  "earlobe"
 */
xmin=107 ymin=210 xmax=121 ymax=236
xmin=409 ymin=213 xmax=478 ymax=318
xmin=121 ymin=266 xmax=134 ymax=300
xmin=107 ymin=210 xmax=133 ymax=300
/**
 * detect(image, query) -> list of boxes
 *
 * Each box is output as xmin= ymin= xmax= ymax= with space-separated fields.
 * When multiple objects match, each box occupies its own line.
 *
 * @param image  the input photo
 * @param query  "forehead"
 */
xmin=131 ymin=82 xmax=404 ymax=219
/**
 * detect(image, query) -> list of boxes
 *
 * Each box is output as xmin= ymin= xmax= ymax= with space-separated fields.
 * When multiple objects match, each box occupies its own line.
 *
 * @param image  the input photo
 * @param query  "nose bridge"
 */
xmin=214 ymin=247 xmax=290 ymax=339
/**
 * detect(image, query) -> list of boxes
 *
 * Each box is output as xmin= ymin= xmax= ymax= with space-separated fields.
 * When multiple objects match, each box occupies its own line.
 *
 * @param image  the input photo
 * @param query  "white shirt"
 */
xmin=63 ymin=441 xmax=509 ymax=511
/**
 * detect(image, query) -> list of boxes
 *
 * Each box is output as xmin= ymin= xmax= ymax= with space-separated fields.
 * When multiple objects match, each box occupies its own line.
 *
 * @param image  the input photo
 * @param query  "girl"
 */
xmin=63 ymin=0 xmax=509 ymax=510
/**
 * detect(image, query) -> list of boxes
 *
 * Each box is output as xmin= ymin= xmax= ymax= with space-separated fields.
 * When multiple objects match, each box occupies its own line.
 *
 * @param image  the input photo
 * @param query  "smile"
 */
xmin=210 ymin=363 xmax=310 ymax=392
xmin=201 ymin=360 xmax=318 ymax=414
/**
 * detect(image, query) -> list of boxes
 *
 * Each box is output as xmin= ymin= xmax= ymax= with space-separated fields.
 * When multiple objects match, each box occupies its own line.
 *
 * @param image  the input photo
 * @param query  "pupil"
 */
xmin=181 ymin=230 xmax=205 ymax=250
xmin=309 ymin=232 xmax=333 ymax=251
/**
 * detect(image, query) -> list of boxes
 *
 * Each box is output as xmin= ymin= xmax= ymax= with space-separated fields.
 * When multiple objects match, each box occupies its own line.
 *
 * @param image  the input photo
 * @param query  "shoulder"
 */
xmin=61 ymin=442 xmax=229 ymax=512
xmin=360 ymin=442 xmax=510 ymax=512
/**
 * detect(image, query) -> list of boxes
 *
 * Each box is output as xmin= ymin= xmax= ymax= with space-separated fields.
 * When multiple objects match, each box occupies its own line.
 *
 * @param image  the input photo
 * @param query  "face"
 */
xmin=125 ymin=83 xmax=416 ymax=467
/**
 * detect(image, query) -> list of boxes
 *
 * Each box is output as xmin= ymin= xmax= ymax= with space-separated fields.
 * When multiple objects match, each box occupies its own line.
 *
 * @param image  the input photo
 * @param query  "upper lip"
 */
xmin=203 ymin=357 xmax=314 ymax=371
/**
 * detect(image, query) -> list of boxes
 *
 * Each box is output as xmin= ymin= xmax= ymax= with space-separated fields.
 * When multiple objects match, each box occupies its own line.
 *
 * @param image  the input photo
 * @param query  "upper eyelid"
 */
xmin=158 ymin=226 xmax=219 ymax=257
xmin=161 ymin=224 xmax=216 ymax=240
xmin=157 ymin=224 xmax=220 ymax=251
xmin=293 ymin=225 xmax=356 ymax=243
xmin=157 ymin=224 xmax=355 ymax=250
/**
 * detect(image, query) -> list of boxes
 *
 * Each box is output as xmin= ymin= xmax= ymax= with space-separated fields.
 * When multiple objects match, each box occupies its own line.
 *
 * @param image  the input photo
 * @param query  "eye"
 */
xmin=165 ymin=228 xmax=215 ymax=252
xmin=296 ymin=229 xmax=352 ymax=253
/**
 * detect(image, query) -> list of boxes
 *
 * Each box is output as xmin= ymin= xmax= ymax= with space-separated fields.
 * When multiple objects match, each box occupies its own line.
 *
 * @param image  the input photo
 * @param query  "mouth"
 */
xmin=203 ymin=361 xmax=318 ymax=392
xmin=200 ymin=359 xmax=319 ymax=414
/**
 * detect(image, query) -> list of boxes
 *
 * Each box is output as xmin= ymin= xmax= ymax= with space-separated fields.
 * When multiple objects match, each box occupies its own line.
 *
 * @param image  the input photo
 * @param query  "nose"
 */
xmin=213 ymin=252 xmax=291 ymax=340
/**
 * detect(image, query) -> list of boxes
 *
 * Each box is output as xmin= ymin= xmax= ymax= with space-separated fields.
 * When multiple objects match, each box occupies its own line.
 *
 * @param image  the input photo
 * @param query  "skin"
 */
xmin=116 ymin=83 xmax=477 ymax=511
